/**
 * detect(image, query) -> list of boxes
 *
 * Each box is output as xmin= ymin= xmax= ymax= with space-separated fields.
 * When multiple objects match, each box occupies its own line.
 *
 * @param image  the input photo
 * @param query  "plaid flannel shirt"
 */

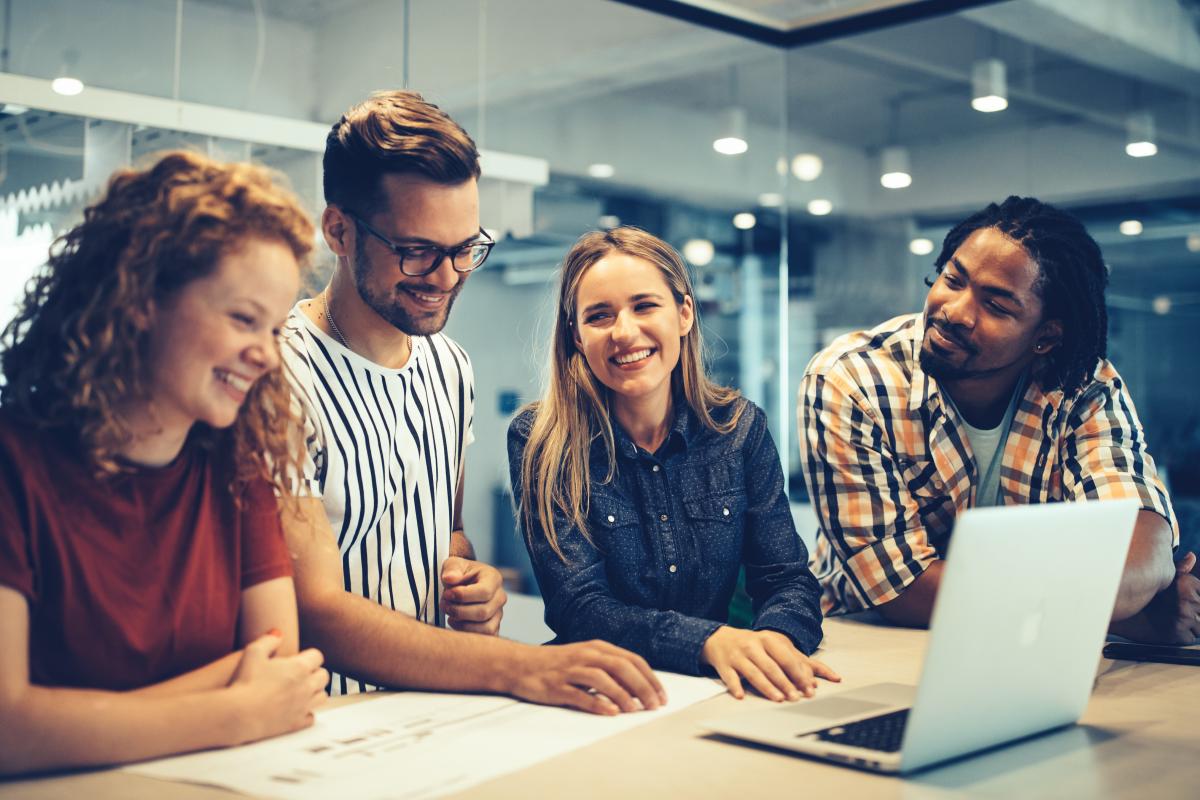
xmin=799 ymin=313 xmax=1177 ymax=616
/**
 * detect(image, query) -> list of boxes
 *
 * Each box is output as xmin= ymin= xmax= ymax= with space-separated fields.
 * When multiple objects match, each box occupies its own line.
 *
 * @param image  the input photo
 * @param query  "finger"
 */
xmin=559 ymin=685 xmax=620 ymax=716
xmin=808 ymin=657 xmax=843 ymax=683
xmin=308 ymin=667 xmax=330 ymax=693
xmin=735 ymin=658 xmax=786 ymax=702
xmin=296 ymin=647 xmax=325 ymax=670
xmin=569 ymin=666 xmax=640 ymax=713
xmin=714 ymin=662 xmax=745 ymax=700
xmin=593 ymin=653 xmax=663 ymax=710
xmin=444 ymin=580 xmax=503 ymax=606
xmin=750 ymin=648 xmax=807 ymax=700
xmin=592 ymin=642 xmax=666 ymax=705
xmin=244 ymin=631 xmax=283 ymax=660
xmin=448 ymin=617 xmax=502 ymax=636
xmin=444 ymin=591 xmax=506 ymax=619
xmin=1178 ymin=552 xmax=1197 ymax=575
xmin=440 ymin=556 xmax=472 ymax=585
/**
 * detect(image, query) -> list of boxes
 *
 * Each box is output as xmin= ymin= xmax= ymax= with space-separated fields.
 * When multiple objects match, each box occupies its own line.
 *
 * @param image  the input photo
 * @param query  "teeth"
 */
xmin=216 ymin=369 xmax=251 ymax=392
xmin=614 ymin=349 xmax=652 ymax=365
xmin=410 ymin=290 xmax=445 ymax=303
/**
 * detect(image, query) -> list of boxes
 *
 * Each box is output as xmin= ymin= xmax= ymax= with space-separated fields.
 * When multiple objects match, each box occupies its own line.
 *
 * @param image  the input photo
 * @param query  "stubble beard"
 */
xmin=351 ymin=240 xmax=460 ymax=336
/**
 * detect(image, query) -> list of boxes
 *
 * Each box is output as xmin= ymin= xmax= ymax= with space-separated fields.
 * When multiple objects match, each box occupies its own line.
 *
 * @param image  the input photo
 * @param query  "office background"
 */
xmin=2 ymin=0 xmax=1198 ymax=577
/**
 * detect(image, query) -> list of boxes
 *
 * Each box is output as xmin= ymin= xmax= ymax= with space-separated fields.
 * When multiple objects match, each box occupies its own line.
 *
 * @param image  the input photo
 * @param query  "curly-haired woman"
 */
xmin=0 ymin=151 xmax=328 ymax=775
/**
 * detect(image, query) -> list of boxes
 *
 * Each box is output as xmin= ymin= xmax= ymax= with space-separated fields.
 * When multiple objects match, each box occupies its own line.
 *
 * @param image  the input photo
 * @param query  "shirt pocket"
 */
xmin=683 ymin=493 xmax=746 ymax=581
xmin=588 ymin=493 xmax=655 ymax=600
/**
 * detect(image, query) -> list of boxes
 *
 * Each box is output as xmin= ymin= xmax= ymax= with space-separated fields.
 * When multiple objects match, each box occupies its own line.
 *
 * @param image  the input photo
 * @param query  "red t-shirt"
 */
xmin=0 ymin=411 xmax=292 ymax=690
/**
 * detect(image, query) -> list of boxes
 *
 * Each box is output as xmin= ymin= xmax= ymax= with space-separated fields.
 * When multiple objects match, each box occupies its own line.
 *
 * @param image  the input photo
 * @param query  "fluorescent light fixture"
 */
xmin=733 ymin=212 xmax=757 ymax=230
xmin=713 ymin=108 xmax=748 ymax=156
xmin=807 ymin=198 xmax=833 ymax=216
xmin=682 ymin=238 xmax=715 ymax=266
xmin=1152 ymin=295 xmax=1172 ymax=315
xmin=586 ymin=163 xmax=615 ymax=179
xmin=791 ymin=153 xmax=823 ymax=182
xmin=909 ymin=238 xmax=935 ymax=256
xmin=1125 ymin=112 xmax=1157 ymax=158
xmin=1187 ymin=232 xmax=1200 ymax=253
xmin=757 ymin=192 xmax=783 ymax=208
xmin=1119 ymin=219 xmax=1143 ymax=236
xmin=598 ymin=215 xmax=620 ymax=228
xmin=971 ymin=58 xmax=1008 ymax=113
xmin=51 ymin=76 xmax=84 ymax=96
xmin=880 ymin=146 xmax=912 ymax=189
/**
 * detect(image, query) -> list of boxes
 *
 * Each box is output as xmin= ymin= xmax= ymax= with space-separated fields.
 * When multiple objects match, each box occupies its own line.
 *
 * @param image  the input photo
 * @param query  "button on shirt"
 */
xmin=508 ymin=399 xmax=824 ymax=675
xmin=798 ymin=313 xmax=1178 ymax=616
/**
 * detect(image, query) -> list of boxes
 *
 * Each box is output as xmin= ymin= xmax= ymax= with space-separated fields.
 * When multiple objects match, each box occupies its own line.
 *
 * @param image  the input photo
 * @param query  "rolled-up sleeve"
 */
xmin=1061 ymin=367 xmax=1178 ymax=544
xmin=799 ymin=366 xmax=938 ymax=612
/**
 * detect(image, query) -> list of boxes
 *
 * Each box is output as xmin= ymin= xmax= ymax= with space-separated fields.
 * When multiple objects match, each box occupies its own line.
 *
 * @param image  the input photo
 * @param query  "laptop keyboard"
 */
xmin=811 ymin=709 xmax=910 ymax=752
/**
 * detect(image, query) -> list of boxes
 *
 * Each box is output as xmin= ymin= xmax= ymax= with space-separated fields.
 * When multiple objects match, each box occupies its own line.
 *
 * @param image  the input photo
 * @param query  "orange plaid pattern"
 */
xmin=799 ymin=313 xmax=1177 ymax=616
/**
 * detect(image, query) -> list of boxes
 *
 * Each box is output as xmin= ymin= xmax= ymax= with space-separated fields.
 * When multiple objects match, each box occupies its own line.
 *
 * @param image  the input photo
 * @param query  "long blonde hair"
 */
xmin=519 ymin=226 xmax=744 ymax=560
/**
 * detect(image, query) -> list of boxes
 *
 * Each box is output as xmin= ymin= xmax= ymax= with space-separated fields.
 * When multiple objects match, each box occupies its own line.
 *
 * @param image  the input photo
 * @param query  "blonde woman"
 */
xmin=509 ymin=227 xmax=839 ymax=704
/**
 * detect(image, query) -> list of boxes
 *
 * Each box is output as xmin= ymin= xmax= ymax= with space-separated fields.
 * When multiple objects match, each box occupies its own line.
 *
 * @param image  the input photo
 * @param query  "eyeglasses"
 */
xmin=346 ymin=211 xmax=495 ymax=277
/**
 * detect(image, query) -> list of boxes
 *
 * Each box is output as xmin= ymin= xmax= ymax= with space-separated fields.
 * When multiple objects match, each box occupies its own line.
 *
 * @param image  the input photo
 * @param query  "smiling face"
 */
xmin=346 ymin=172 xmax=480 ymax=336
xmin=572 ymin=252 xmax=694 ymax=411
xmin=921 ymin=226 xmax=1062 ymax=384
xmin=146 ymin=237 xmax=300 ymax=434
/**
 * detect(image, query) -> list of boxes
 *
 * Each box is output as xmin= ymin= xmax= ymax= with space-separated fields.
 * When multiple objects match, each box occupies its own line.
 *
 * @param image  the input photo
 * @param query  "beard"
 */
xmin=919 ymin=344 xmax=979 ymax=381
xmin=351 ymin=239 xmax=461 ymax=336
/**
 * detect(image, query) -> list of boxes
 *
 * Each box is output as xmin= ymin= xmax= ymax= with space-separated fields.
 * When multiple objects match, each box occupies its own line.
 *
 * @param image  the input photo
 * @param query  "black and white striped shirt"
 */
xmin=281 ymin=305 xmax=474 ymax=695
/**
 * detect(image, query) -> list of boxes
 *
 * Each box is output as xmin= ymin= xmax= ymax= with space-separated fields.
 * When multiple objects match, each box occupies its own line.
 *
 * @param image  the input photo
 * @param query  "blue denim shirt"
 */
xmin=507 ymin=398 xmax=824 ymax=675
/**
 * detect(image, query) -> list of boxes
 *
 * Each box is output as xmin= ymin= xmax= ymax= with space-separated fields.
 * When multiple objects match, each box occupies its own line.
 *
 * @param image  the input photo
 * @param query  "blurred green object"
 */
xmin=727 ymin=567 xmax=753 ymax=628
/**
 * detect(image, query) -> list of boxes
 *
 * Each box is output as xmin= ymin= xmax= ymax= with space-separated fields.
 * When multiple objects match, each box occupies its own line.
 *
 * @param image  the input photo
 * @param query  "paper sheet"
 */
xmin=125 ymin=671 xmax=725 ymax=799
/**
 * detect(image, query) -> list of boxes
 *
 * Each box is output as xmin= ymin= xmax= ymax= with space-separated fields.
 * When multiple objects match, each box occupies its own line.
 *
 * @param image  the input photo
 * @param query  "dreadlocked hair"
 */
xmin=929 ymin=195 xmax=1108 ymax=396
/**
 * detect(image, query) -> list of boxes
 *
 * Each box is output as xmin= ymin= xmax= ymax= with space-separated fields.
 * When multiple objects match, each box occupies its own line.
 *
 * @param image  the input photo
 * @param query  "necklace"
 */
xmin=323 ymin=287 xmax=350 ymax=350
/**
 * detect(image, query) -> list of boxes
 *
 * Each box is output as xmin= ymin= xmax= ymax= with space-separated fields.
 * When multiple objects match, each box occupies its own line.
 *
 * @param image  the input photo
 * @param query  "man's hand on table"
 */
xmin=701 ymin=626 xmax=841 ymax=702
xmin=505 ymin=640 xmax=667 ymax=716
xmin=1112 ymin=552 xmax=1200 ymax=645
xmin=441 ymin=556 xmax=507 ymax=636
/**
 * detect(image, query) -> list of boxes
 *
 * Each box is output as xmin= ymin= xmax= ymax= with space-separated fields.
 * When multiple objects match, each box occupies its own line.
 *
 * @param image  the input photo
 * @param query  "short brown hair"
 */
xmin=0 ymin=150 xmax=314 ymax=494
xmin=323 ymin=90 xmax=481 ymax=215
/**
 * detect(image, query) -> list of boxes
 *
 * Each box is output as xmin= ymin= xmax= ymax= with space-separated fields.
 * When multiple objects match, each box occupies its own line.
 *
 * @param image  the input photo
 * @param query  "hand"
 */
xmin=1140 ymin=552 xmax=1200 ymax=644
xmin=441 ymin=556 xmax=507 ymax=636
xmin=700 ymin=626 xmax=841 ymax=701
xmin=507 ymin=640 xmax=667 ymax=716
xmin=227 ymin=632 xmax=329 ymax=744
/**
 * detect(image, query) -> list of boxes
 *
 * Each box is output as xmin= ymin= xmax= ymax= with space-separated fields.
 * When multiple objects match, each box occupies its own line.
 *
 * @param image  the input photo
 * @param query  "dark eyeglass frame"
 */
xmin=346 ymin=210 xmax=495 ymax=277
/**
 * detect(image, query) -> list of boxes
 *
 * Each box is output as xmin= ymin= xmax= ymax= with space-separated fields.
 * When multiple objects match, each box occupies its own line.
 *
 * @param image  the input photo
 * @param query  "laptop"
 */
xmin=706 ymin=499 xmax=1139 ymax=774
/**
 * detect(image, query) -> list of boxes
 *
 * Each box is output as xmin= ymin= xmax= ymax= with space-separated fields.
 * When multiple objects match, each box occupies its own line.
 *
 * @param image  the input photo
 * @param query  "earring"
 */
xmin=1034 ymin=344 xmax=1045 ymax=353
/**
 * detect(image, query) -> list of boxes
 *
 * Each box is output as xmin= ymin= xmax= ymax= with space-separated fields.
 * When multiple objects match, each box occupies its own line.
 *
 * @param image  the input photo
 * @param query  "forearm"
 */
xmin=132 ymin=651 xmax=242 ymax=698
xmin=749 ymin=579 xmax=825 ymax=655
xmin=297 ymin=585 xmax=526 ymax=693
xmin=449 ymin=530 xmax=476 ymax=560
xmin=0 ymin=683 xmax=244 ymax=776
xmin=1111 ymin=511 xmax=1175 ymax=621
xmin=876 ymin=561 xmax=944 ymax=628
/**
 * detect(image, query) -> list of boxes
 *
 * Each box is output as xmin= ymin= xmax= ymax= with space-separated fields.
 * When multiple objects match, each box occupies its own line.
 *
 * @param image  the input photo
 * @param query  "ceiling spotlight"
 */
xmin=1186 ymin=232 xmax=1200 ymax=253
xmin=586 ymin=163 xmax=615 ymax=179
xmin=757 ymin=192 xmax=783 ymax=208
xmin=1119 ymin=219 xmax=1143 ymax=236
xmin=971 ymin=58 xmax=1008 ymax=113
xmin=598 ymin=215 xmax=621 ymax=229
xmin=51 ymin=76 xmax=84 ymax=96
xmin=1125 ymin=112 xmax=1158 ymax=158
xmin=807 ymin=198 xmax=833 ymax=216
xmin=682 ymin=238 xmax=715 ymax=266
xmin=713 ymin=108 xmax=748 ymax=156
xmin=733 ymin=212 xmax=757 ymax=230
xmin=1152 ymin=295 xmax=1172 ymax=316
xmin=880 ymin=146 xmax=912 ymax=189
xmin=909 ymin=238 xmax=935 ymax=256
xmin=791 ymin=153 xmax=823 ymax=182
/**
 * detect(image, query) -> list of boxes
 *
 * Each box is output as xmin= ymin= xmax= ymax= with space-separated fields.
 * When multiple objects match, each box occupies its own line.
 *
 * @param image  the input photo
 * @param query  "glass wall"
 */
xmin=3 ymin=0 xmax=1198 ymax=569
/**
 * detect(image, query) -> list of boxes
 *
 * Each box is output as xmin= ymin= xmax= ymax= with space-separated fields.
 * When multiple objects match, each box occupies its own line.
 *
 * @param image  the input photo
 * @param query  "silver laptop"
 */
xmin=706 ymin=499 xmax=1139 ymax=774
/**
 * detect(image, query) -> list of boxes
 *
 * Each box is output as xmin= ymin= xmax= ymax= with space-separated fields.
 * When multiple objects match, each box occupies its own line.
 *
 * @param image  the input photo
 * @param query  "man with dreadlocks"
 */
xmin=798 ymin=196 xmax=1197 ymax=643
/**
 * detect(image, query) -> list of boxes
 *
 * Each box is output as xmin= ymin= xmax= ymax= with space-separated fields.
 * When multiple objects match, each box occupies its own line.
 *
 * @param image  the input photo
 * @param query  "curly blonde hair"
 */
xmin=0 ymin=150 xmax=314 ymax=496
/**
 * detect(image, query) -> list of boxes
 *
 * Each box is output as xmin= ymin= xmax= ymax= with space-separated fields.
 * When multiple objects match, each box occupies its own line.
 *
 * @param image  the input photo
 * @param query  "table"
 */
xmin=3 ymin=615 xmax=1197 ymax=799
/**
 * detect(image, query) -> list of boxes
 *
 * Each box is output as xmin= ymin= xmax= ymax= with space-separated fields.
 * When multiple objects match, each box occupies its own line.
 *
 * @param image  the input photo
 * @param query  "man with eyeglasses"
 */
xmin=279 ymin=90 xmax=665 ymax=713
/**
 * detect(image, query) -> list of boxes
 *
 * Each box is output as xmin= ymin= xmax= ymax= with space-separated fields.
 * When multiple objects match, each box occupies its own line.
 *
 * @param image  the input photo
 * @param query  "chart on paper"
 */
xmin=127 ymin=672 xmax=726 ymax=800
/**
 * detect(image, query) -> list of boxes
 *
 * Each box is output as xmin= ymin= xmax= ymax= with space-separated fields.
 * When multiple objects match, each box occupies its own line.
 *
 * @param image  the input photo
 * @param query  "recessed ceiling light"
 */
xmin=682 ymin=238 xmax=715 ymax=266
xmin=807 ymin=199 xmax=833 ymax=216
xmin=909 ymin=238 xmax=934 ymax=256
xmin=1119 ymin=219 xmax=1143 ymax=236
xmin=587 ymin=163 xmax=615 ymax=179
xmin=1186 ymin=232 xmax=1200 ymax=253
xmin=757 ymin=192 xmax=783 ymax=208
xmin=791 ymin=153 xmax=823 ymax=182
xmin=733 ymin=212 xmax=757 ymax=230
xmin=598 ymin=215 xmax=620 ymax=228
xmin=1152 ymin=295 xmax=1172 ymax=315
xmin=51 ymin=76 xmax=84 ymax=96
